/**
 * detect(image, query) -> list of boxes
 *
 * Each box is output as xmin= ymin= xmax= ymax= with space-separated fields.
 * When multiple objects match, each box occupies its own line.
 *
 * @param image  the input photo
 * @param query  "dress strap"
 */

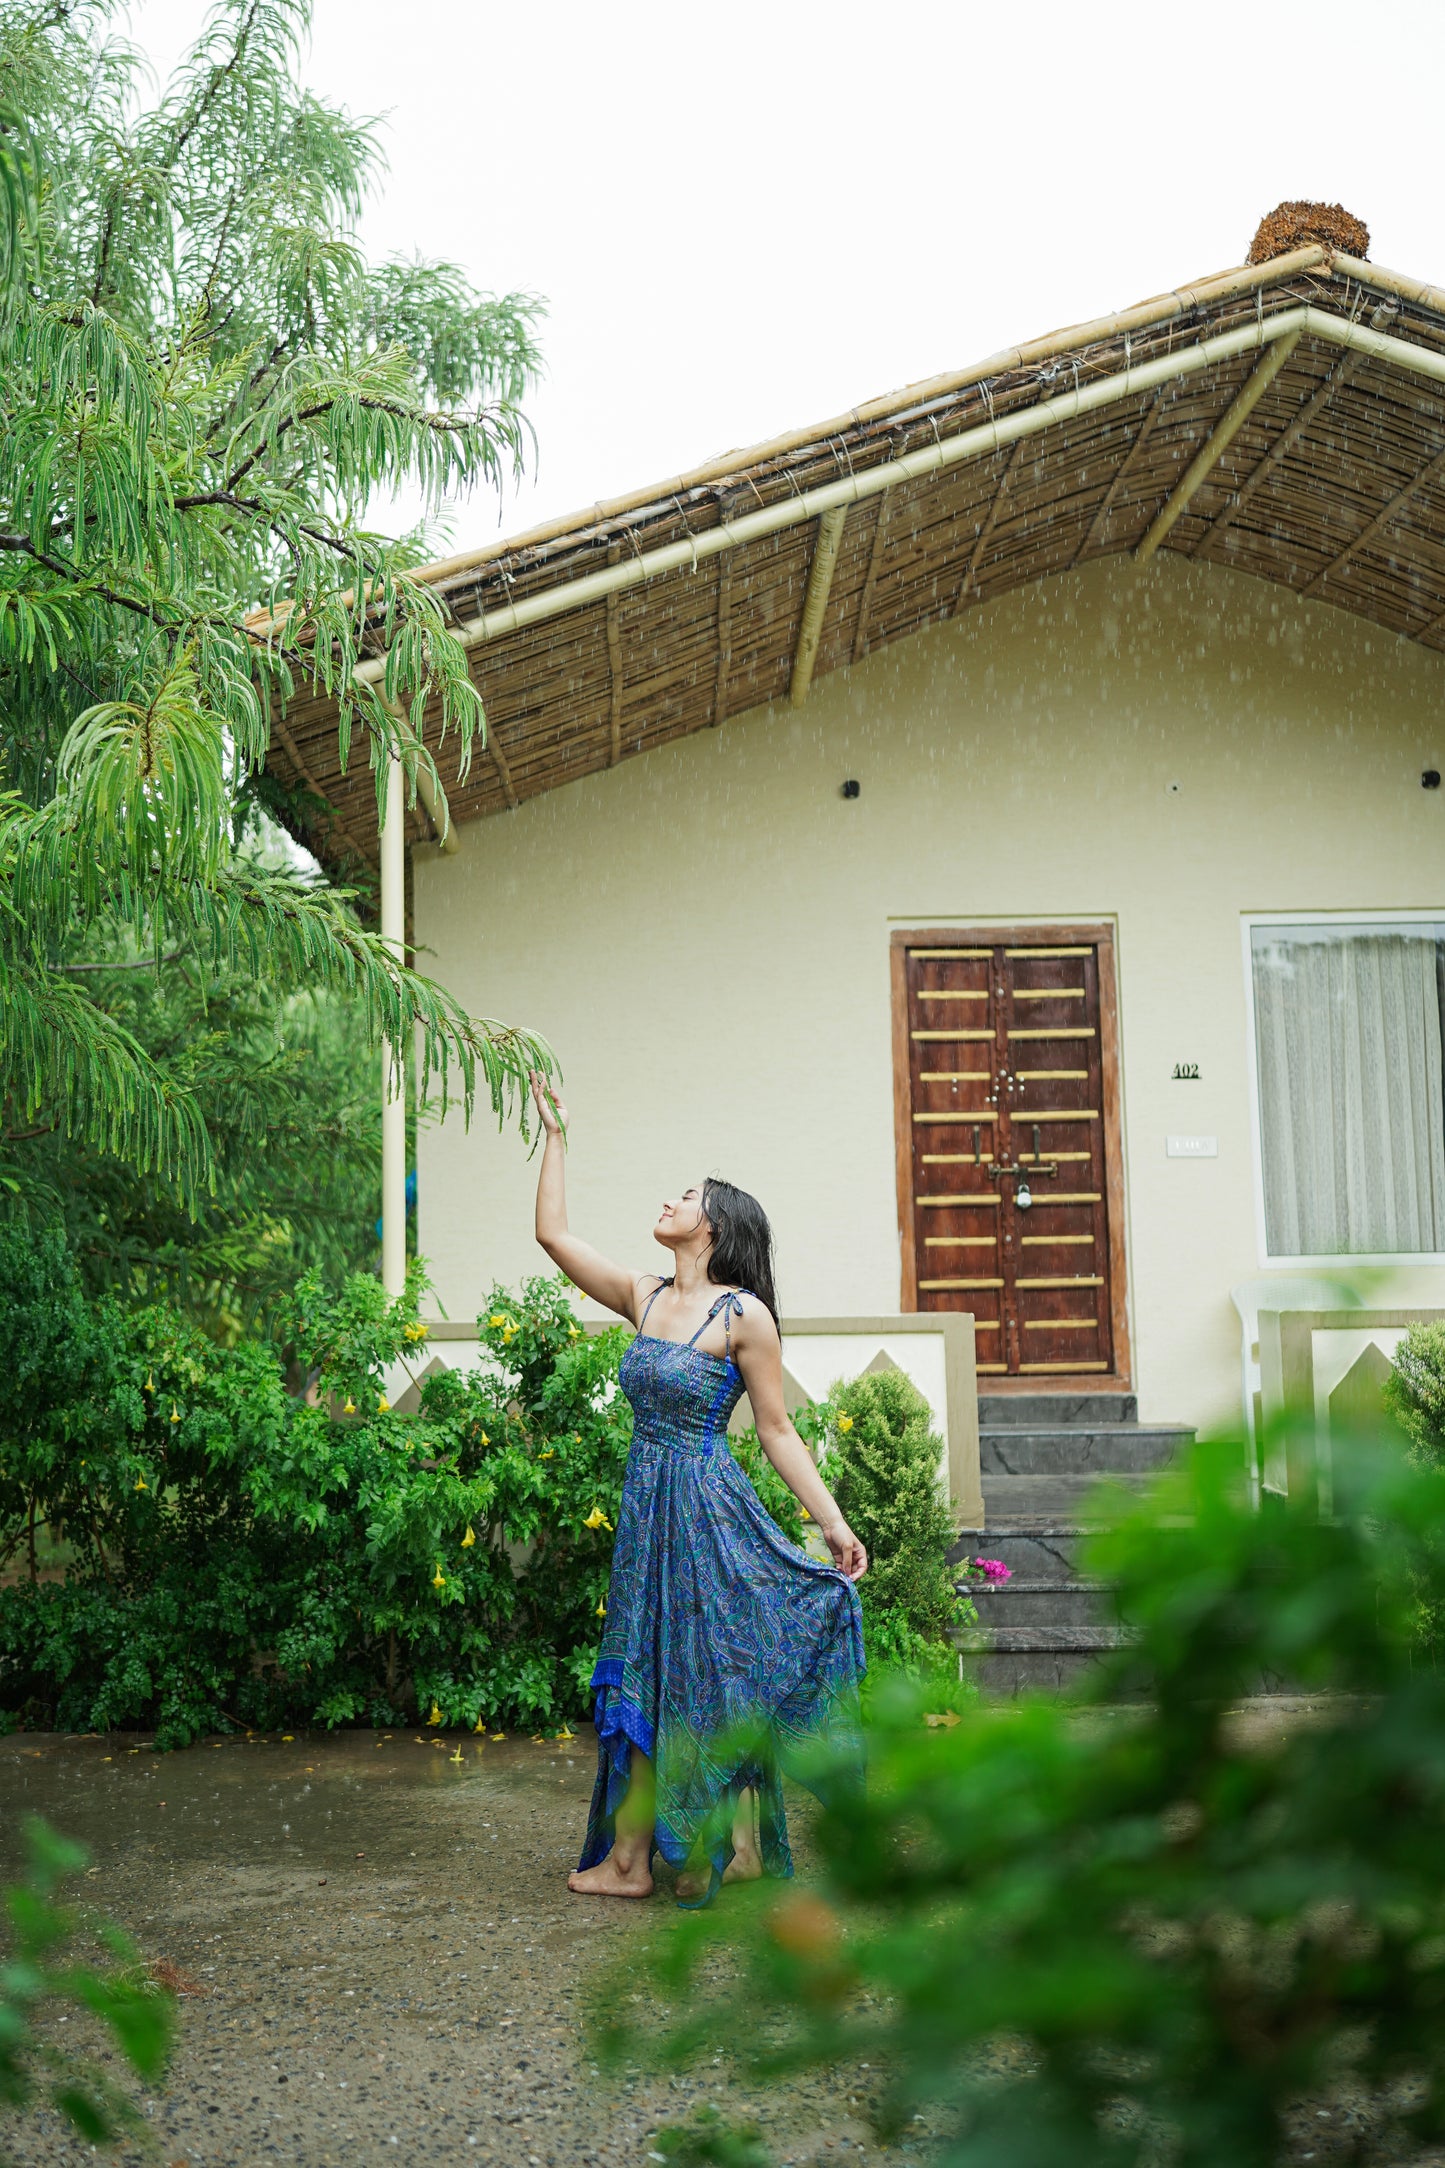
xmin=639 ymin=1277 xmax=673 ymax=1330
xmin=686 ymin=1289 xmax=749 ymax=1357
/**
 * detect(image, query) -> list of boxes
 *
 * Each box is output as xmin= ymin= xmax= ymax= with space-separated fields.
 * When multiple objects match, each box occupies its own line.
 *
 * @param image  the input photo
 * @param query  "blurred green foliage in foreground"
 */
xmin=0 ymin=1817 xmax=173 ymax=2155
xmin=613 ymin=1428 xmax=1445 ymax=2167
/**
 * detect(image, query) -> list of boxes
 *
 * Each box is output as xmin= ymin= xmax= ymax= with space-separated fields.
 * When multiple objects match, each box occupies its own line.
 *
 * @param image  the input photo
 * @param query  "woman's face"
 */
xmin=654 ymin=1184 xmax=709 ymax=1251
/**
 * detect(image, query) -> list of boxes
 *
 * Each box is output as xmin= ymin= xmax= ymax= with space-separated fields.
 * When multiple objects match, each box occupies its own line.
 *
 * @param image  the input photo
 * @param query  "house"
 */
xmin=267 ymin=202 xmax=1445 ymax=1471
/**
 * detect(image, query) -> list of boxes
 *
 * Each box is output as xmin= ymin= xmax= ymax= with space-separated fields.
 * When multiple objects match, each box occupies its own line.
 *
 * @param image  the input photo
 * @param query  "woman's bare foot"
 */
xmin=567 ymin=1855 xmax=653 ymax=1899
xmin=675 ymin=1864 xmax=713 ymax=1902
xmin=722 ymin=1844 xmax=763 ymax=1884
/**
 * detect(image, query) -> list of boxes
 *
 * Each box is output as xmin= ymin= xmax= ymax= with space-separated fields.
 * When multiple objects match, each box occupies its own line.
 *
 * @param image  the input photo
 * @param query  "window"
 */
xmin=1250 ymin=919 xmax=1445 ymax=1259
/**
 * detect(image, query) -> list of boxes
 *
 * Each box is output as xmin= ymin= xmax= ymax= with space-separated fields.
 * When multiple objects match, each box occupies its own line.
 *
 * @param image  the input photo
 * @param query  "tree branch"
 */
xmin=60 ymin=952 xmax=183 ymax=974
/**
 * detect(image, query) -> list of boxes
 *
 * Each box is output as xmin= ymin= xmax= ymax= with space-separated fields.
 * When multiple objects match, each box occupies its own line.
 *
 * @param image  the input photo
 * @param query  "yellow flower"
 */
xmin=144 ymin=1369 xmax=153 ymax=1394
xmin=378 ymin=1397 xmax=390 ymax=1414
xmin=405 ymin=1322 xmax=429 ymax=1343
xmin=568 ymin=1325 xmax=579 ymax=1340
xmin=540 ymin=1448 xmax=556 ymax=1461
xmin=169 ymin=1401 xmax=180 ymax=1424
xmin=555 ymin=1725 xmax=575 ymax=1741
xmin=799 ymin=1506 xmax=812 ymax=1521
xmin=479 ymin=1430 xmax=490 ymax=1447
xmin=489 ymin=1313 xmax=509 ymax=1329
xmin=343 ymin=1396 xmax=356 ymax=1415
xmin=473 ymin=1716 xmax=487 ymax=1734
xmin=427 ymin=1702 xmax=442 ymax=1726
xmin=502 ymin=1326 xmax=516 ymax=1344
xmin=461 ymin=1525 xmax=476 ymax=1548
xmin=583 ymin=1506 xmax=613 ymax=1533
xmin=282 ymin=1734 xmax=295 ymax=1743
xmin=431 ymin=1565 xmax=447 ymax=1591
xmin=490 ymin=1732 xmax=505 ymax=1741
xmin=574 ymin=1432 xmax=582 ymax=1442
xmin=450 ymin=1746 xmax=464 ymax=1764
xmin=134 ymin=1477 xmax=148 ymax=1493
xmin=595 ymin=1596 xmax=607 ymax=1618
xmin=837 ymin=1413 xmax=854 ymax=1432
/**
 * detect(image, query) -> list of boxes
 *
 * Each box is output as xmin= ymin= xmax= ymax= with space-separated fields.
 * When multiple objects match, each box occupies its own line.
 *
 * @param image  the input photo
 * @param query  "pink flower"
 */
xmin=974 ymin=1558 xmax=1012 ymax=1583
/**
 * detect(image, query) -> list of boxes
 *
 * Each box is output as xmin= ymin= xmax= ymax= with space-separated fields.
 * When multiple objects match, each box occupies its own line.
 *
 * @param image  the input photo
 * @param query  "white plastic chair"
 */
xmin=1230 ymin=1274 xmax=1359 ymax=1503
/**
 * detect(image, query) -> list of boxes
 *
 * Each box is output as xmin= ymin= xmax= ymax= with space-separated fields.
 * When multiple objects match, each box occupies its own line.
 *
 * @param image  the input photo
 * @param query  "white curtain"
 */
xmin=1253 ymin=929 xmax=1445 ymax=1256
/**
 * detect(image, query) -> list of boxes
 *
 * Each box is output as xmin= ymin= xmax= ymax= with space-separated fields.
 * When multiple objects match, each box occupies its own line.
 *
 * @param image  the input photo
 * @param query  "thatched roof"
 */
xmin=263 ymin=213 xmax=1445 ymax=876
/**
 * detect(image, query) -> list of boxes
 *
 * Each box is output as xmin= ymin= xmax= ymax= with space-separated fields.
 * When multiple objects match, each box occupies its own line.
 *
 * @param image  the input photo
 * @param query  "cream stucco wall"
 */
xmin=413 ymin=554 xmax=1445 ymax=1433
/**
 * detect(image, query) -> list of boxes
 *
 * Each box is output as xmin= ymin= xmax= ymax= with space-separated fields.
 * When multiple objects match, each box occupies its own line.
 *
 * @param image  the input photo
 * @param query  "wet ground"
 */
xmin=1 ymin=1701 xmax=1421 ymax=2168
xmin=0 ymin=1725 xmax=897 ymax=2168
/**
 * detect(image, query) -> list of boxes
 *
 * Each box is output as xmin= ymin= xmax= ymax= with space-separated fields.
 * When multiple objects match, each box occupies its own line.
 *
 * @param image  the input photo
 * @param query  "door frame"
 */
xmin=890 ymin=921 xmax=1133 ymax=1391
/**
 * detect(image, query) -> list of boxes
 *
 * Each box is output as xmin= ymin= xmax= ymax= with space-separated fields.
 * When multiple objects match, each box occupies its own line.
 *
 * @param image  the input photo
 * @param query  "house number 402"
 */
xmin=1172 ymin=1063 xmax=1200 ymax=1081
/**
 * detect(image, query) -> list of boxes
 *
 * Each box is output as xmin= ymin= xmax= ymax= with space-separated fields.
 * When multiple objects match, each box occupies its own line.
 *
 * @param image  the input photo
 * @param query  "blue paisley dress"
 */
xmin=579 ymin=1283 xmax=866 ymax=1906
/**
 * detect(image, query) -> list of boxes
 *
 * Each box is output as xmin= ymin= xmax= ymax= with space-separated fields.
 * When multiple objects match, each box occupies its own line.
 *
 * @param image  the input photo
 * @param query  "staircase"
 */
xmin=951 ymin=1392 xmax=1194 ymax=1696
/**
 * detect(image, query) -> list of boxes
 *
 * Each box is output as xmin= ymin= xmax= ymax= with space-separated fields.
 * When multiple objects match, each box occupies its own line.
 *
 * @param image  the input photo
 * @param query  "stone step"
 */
xmin=952 ymin=1526 xmax=1094 ymax=1582
xmin=981 ymin=1472 xmax=1155 ymax=1522
xmin=957 ymin=1623 xmax=1142 ymax=1701
xmin=977 ymin=1392 xmax=1138 ymax=1430
xmin=979 ymin=1425 xmax=1191 ymax=1477
xmin=965 ymin=1579 xmax=1110 ymax=1628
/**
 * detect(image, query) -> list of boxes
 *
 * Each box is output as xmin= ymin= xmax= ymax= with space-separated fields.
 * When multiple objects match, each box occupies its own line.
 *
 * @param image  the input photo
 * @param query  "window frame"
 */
xmin=1241 ymin=907 xmax=1445 ymax=1268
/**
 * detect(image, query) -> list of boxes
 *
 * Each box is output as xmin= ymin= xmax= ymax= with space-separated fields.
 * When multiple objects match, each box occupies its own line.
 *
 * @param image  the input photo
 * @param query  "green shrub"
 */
xmin=613 ymin=1427 xmax=1445 ymax=2168
xmin=0 ymin=1241 xmax=850 ymax=1746
xmin=1 ymin=1816 xmax=174 ymax=2148
xmin=1384 ymin=1319 xmax=1445 ymax=1466
xmin=0 ymin=1238 xmax=635 ymax=1743
xmin=820 ymin=1368 xmax=974 ymax=1680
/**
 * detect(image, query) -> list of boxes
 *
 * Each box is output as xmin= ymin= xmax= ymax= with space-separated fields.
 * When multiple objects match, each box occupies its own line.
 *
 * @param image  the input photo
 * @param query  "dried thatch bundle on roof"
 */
xmin=1248 ymin=200 xmax=1369 ymax=264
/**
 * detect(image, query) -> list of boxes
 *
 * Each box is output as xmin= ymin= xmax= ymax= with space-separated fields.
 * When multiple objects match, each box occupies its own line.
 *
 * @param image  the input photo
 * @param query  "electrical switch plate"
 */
xmin=1166 ymin=1134 xmax=1218 ymax=1158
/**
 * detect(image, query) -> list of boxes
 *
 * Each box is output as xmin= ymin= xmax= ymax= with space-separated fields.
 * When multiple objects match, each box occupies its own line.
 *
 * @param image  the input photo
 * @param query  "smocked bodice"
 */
xmin=618 ymin=1334 xmax=747 ymax=1455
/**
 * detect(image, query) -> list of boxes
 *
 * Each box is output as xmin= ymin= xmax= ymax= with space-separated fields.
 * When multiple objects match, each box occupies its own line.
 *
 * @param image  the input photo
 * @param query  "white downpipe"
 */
xmin=380 ymin=752 xmax=407 ymax=1299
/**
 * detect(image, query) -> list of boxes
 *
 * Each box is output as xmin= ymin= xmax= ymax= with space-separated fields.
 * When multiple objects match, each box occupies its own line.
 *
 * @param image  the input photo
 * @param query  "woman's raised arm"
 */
xmin=529 ymin=1071 xmax=641 ymax=1322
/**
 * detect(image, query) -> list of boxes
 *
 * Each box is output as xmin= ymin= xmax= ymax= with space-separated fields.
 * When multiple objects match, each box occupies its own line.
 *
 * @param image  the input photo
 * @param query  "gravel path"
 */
xmin=0 ymin=1727 xmax=896 ymax=2168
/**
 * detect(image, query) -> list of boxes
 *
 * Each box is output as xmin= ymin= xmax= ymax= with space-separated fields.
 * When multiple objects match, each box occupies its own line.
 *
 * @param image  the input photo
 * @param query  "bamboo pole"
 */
xmin=713 ymin=557 xmax=732 ymax=725
xmin=952 ymin=437 xmax=1025 ymax=613
xmin=1135 ymin=330 xmax=1303 ymax=560
xmin=380 ymin=752 xmax=407 ymax=1300
xmin=852 ymin=494 xmax=891 ymax=663
xmin=396 ymin=247 xmax=1332 ymax=594
xmin=1194 ymin=348 xmax=1361 ymax=558
xmin=352 ymin=310 xmax=1311 ymax=677
xmin=789 ymin=507 xmax=849 ymax=706
xmin=1302 ymin=439 xmax=1445 ymax=598
xmin=485 ymin=716 xmax=519 ymax=810
xmin=1068 ymin=389 xmax=1168 ymax=568
xmin=605 ymin=591 xmax=624 ymax=765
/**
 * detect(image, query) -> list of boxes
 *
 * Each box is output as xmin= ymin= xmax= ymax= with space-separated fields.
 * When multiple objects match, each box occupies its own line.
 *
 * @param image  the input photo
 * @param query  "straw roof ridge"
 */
xmin=264 ymin=229 xmax=1445 ymax=875
xmin=409 ymin=247 xmax=1445 ymax=607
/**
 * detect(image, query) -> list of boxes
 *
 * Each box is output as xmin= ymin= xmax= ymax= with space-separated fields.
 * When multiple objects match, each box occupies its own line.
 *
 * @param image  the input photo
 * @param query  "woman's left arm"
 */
xmin=733 ymin=1304 xmax=867 ymax=1581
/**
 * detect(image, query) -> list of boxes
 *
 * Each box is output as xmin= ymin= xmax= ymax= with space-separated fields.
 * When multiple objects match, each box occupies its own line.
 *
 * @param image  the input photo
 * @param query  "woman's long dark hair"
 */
xmin=701 ymin=1176 xmax=780 ymax=1331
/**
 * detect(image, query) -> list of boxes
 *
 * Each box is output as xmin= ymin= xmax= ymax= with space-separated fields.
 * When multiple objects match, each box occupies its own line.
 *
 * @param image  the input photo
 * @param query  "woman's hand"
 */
xmin=529 ymin=1069 xmax=568 ymax=1136
xmin=822 ymin=1518 xmax=868 ymax=1581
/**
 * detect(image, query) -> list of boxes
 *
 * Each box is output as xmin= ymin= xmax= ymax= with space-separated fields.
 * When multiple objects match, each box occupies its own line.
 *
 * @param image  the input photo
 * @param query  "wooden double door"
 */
xmin=891 ymin=925 xmax=1129 ymax=1383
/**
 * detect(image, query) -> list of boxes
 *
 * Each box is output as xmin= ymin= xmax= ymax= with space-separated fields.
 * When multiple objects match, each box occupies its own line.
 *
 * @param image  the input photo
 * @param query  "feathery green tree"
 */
xmin=0 ymin=0 xmax=552 ymax=1245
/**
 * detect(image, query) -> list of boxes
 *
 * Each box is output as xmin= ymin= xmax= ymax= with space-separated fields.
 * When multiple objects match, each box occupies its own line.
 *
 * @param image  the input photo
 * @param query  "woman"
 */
xmin=528 ymin=1071 xmax=867 ymax=1906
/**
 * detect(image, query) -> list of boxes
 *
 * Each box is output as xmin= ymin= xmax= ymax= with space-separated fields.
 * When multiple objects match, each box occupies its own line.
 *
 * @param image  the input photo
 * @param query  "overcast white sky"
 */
xmin=130 ymin=0 xmax=1445 ymax=551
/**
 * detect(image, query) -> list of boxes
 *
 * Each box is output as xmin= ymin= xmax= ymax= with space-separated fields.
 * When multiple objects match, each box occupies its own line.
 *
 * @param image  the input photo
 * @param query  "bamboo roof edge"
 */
xmin=409 ymin=245 xmax=1340 ymax=589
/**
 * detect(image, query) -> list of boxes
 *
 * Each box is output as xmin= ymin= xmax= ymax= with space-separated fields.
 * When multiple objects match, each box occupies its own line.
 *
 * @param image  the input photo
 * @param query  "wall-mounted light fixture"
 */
xmin=841 ymin=779 xmax=861 ymax=799
xmin=1423 ymin=769 xmax=1441 ymax=790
